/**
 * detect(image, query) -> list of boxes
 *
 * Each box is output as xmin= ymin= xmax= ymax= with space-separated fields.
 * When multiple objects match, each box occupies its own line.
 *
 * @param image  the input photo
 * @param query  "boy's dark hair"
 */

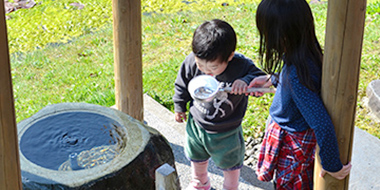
xmin=256 ymin=0 xmax=323 ymax=92
xmin=192 ymin=19 xmax=237 ymax=62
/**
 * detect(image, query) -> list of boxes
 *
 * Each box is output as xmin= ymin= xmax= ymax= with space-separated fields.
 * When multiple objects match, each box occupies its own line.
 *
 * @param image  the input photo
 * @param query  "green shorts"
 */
xmin=185 ymin=114 xmax=245 ymax=170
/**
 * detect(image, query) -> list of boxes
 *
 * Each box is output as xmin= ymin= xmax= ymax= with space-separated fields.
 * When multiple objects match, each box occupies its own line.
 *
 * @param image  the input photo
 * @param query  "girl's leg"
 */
xmin=191 ymin=160 xmax=209 ymax=184
xmin=222 ymin=169 xmax=240 ymax=190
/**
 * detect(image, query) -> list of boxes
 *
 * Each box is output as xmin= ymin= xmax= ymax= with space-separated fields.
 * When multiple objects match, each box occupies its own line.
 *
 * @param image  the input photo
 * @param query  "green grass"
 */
xmin=6 ymin=0 xmax=380 ymax=139
xmin=11 ymin=26 xmax=116 ymax=118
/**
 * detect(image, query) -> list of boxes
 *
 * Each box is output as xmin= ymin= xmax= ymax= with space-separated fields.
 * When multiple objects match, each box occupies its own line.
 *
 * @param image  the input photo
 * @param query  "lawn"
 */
xmin=5 ymin=0 xmax=380 ymax=139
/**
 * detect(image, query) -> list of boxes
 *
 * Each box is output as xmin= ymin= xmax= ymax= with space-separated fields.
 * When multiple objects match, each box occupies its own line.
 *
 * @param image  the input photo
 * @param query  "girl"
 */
xmin=248 ymin=0 xmax=352 ymax=189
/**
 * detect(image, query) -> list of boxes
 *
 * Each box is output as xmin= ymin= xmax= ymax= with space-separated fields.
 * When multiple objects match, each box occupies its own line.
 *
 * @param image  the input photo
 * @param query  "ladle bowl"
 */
xmin=188 ymin=75 xmax=220 ymax=103
xmin=188 ymin=75 xmax=276 ymax=103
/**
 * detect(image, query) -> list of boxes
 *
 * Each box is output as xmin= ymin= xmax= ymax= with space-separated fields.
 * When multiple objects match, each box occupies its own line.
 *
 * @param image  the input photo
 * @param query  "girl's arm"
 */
xmin=247 ymin=75 xmax=274 ymax=96
xmin=289 ymin=70 xmax=344 ymax=173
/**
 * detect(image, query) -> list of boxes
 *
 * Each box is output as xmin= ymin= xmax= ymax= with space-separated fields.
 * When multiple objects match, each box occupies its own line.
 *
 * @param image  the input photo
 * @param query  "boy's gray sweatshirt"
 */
xmin=173 ymin=53 xmax=265 ymax=133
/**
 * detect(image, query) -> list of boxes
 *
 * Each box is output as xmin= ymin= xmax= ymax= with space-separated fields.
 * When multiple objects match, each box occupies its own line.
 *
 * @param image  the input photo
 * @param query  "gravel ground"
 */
xmin=243 ymin=136 xmax=263 ymax=171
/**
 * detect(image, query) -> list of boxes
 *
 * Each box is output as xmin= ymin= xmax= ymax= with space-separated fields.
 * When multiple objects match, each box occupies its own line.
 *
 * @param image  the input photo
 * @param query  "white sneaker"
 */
xmin=186 ymin=178 xmax=211 ymax=190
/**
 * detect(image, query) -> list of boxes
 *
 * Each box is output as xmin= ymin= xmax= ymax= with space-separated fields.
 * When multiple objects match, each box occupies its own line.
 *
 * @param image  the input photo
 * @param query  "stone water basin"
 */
xmin=18 ymin=103 xmax=176 ymax=189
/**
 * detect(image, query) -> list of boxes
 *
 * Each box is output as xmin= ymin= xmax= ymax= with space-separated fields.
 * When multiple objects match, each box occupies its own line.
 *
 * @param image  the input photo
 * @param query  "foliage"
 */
xmin=11 ymin=26 xmax=116 ymax=120
xmin=5 ymin=0 xmax=256 ymax=54
xmin=142 ymin=0 xmax=256 ymax=13
xmin=7 ymin=0 xmax=380 ymax=139
xmin=367 ymin=1 xmax=380 ymax=15
xmin=6 ymin=0 xmax=112 ymax=53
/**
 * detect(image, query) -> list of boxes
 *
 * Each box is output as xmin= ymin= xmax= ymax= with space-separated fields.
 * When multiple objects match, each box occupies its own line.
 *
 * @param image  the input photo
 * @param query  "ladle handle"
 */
xmin=222 ymin=87 xmax=276 ymax=93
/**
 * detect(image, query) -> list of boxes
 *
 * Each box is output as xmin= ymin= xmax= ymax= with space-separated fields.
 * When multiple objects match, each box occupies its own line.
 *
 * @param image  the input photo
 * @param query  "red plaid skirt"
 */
xmin=256 ymin=120 xmax=316 ymax=190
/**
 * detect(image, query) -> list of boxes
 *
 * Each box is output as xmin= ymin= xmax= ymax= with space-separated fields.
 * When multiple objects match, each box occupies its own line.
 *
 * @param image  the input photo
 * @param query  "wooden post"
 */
xmin=0 ymin=0 xmax=22 ymax=189
xmin=155 ymin=163 xmax=180 ymax=190
xmin=314 ymin=0 xmax=367 ymax=189
xmin=112 ymin=0 xmax=144 ymax=121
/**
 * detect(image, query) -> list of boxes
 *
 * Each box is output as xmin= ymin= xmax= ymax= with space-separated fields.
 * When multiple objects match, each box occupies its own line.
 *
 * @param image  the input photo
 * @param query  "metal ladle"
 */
xmin=188 ymin=75 xmax=275 ymax=103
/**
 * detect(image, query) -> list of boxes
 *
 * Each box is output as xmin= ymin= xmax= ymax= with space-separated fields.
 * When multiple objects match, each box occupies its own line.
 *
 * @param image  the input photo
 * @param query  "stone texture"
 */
xmin=243 ymin=136 xmax=262 ymax=170
xmin=366 ymin=80 xmax=380 ymax=121
xmin=18 ymin=103 xmax=177 ymax=190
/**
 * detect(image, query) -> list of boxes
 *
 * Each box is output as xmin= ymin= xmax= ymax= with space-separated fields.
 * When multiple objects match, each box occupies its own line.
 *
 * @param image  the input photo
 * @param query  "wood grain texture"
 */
xmin=112 ymin=0 xmax=144 ymax=121
xmin=314 ymin=0 xmax=367 ymax=189
xmin=0 ymin=0 xmax=22 ymax=188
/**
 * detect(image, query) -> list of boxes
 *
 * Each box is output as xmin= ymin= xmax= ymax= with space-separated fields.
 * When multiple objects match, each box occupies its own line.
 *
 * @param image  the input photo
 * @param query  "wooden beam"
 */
xmin=112 ymin=0 xmax=144 ymax=121
xmin=0 ymin=0 xmax=22 ymax=188
xmin=314 ymin=0 xmax=367 ymax=189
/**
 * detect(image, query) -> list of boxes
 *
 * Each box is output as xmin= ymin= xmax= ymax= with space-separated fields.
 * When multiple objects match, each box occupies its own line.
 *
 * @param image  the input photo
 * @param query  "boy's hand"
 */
xmin=247 ymin=75 xmax=273 ymax=97
xmin=320 ymin=162 xmax=352 ymax=180
xmin=175 ymin=112 xmax=187 ymax=123
xmin=231 ymin=79 xmax=248 ymax=95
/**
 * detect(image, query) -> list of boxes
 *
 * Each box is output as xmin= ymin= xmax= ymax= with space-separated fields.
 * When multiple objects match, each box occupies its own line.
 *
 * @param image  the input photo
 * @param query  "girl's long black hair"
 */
xmin=256 ymin=0 xmax=323 ymax=92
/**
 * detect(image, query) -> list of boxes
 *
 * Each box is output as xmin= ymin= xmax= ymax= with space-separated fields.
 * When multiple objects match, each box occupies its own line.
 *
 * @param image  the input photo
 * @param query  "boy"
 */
xmin=173 ymin=19 xmax=265 ymax=190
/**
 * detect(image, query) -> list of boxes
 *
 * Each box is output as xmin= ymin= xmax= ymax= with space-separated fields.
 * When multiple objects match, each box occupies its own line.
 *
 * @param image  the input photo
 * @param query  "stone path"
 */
xmin=143 ymin=94 xmax=273 ymax=190
xmin=142 ymin=94 xmax=380 ymax=190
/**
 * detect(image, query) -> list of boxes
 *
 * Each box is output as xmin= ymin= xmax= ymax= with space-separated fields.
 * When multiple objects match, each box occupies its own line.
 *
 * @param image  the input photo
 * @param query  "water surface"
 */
xmin=20 ymin=112 xmax=123 ymax=170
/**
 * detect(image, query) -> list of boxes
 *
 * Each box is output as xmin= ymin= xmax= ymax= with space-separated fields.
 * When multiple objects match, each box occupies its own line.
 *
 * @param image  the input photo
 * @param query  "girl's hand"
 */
xmin=320 ymin=162 xmax=352 ymax=180
xmin=231 ymin=79 xmax=248 ymax=95
xmin=247 ymin=75 xmax=273 ymax=97
xmin=175 ymin=112 xmax=187 ymax=123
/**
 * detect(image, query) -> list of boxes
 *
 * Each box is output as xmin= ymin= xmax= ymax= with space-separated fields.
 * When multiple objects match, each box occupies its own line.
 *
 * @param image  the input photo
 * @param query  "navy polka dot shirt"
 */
xmin=270 ymin=62 xmax=343 ymax=172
